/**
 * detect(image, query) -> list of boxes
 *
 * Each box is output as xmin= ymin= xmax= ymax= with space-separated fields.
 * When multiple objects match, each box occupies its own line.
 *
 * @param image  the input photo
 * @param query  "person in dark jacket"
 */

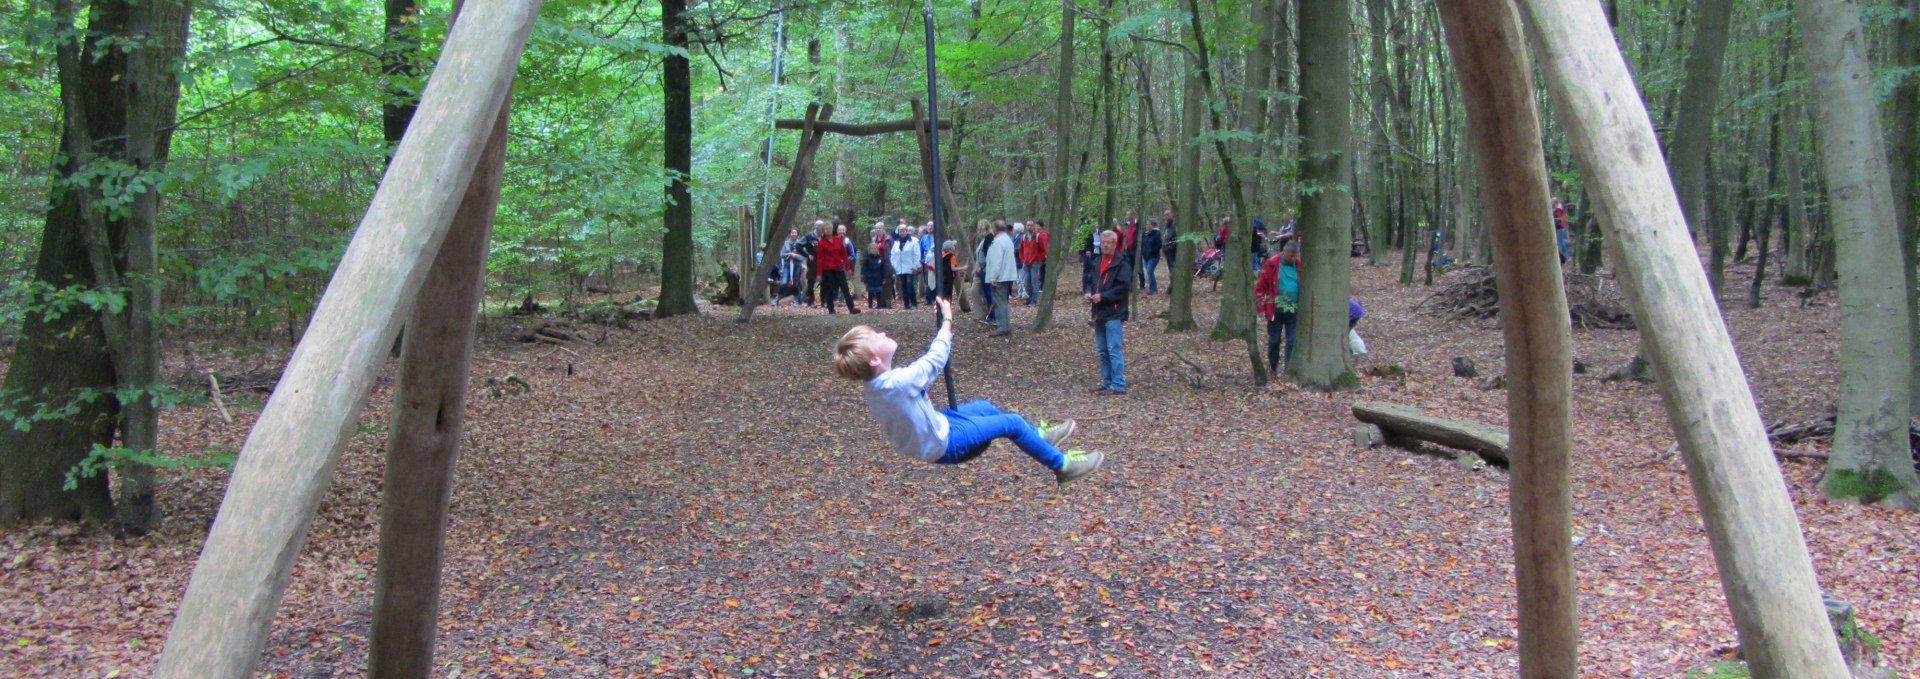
xmin=1083 ymin=230 xmax=1133 ymax=395
xmin=797 ymin=222 xmax=825 ymax=307
xmin=1139 ymin=220 xmax=1164 ymax=294
xmin=862 ymin=230 xmax=892 ymax=309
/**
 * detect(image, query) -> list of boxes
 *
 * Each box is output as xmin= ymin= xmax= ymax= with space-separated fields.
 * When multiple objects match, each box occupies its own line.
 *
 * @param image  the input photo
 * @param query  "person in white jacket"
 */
xmin=985 ymin=221 xmax=1020 ymax=336
xmin=889 ymin=222 xmax=923 ymax=310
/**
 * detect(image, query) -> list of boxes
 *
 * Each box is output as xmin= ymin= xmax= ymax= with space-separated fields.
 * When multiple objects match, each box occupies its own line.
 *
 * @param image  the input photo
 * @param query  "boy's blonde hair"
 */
xmin=834 ymin=326 xmax=881 ymax=380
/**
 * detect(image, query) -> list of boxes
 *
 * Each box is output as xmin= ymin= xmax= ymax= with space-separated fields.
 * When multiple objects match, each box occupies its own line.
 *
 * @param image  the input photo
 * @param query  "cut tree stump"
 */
xmin=1351 ymin=401 xmax=1511 ymax=465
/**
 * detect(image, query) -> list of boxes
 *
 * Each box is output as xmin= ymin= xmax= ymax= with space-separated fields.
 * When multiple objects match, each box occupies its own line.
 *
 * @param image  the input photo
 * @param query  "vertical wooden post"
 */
xmin=153 ymin=1 xmax=542 ymax=676
xmin=366 ymin=87 xmax=513 ymax=679
xmin=1513 ymin=0 xmax=1850 ymax=676
xmin=738 ymin=205 xmax=755 ymax=304
xmin=1433 ymin=2 xmax=1577 ymax=675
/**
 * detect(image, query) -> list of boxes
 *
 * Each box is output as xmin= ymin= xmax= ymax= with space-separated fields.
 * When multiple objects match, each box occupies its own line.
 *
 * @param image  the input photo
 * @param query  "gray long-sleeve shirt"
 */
xmin=863 ymin=328 xmax=952 ymax=462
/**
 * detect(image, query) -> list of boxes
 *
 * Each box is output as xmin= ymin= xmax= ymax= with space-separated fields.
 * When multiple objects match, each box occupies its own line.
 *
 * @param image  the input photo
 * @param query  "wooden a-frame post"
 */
xmin=736 ymin=103 xmax=954 ymax=322
xmin=1432 ymin=2 xmax=1577 ymax=675
xmin=152 ymin=0 xmax=543 ymax=675
xmin=1506 ymin=0 xmax=1850 ymax=675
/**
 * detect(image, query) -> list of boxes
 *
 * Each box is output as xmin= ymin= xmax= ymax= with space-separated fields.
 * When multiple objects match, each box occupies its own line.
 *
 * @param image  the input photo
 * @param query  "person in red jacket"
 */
xmin=816 ymin=220 xmax=860 ymax=314
xmin=1021 ymin=220 xmax=1050 ymax=306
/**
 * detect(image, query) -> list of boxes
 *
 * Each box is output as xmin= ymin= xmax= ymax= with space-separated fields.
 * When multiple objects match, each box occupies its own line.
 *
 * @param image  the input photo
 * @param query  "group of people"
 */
xmin=779 ymin=205 xmax=1371 ymax=395
xmin=762 ymin=217 xmax=946 ymax=315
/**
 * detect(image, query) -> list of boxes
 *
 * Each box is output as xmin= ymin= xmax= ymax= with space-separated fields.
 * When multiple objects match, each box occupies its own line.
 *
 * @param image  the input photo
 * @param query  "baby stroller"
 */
xmin=1194 ymin=247 xmax=1224 ymax=289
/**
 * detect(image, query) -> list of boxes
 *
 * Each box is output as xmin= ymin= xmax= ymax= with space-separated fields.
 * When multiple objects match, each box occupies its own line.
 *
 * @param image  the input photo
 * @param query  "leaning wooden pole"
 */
xmin=365 ymin=87 xmax=514 ymax=679
xmin=1512 ymin=1 xmax=1849 ymax=676
xmin=153 ymin=0 xmax=542 ymax=675
xmin=738 ymin=103 xmax=833 ymax=322
xmin=1433 ymin=2 xmax=1576 ymax=675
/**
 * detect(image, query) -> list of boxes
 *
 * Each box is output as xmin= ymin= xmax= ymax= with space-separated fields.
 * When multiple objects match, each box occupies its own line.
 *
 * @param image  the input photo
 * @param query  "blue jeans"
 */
xmin=1556 ymin=228 xmax=1570 ymax=263
xmin=1094 ymin=319 xmax=1127 ymax=392
xmin=1141 ymin=256 xmax=1160 ymax=293
xmin=937 ymin=400 xmax=1065 ymax=469
xmin=897 ymin=274 xmax=917 ymax=309
xmin=1023 ymin=262 xmax=1044 ymax=305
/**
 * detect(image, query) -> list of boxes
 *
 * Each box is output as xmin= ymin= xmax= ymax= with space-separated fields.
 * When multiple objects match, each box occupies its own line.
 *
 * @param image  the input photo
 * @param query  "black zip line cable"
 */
xmin=923 ymin=0 xmax=958 ymax=408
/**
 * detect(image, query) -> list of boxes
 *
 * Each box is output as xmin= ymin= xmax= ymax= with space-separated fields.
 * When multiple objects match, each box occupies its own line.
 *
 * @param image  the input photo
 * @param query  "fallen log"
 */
xmin=1352 ymin=401 xmax=1511 ymax=465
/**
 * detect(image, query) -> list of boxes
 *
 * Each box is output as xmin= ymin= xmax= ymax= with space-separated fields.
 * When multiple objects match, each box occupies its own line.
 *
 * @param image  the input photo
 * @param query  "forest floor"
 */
xmin=2 ymin=254 xmax=1916 ymax=678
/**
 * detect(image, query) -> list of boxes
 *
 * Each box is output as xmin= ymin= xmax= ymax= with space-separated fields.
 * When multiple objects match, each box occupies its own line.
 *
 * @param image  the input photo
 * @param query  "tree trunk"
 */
xmin=1666 ymin=0 xmax=1736 ymax=243
xmin=1752 ymin=72 xmax=1786 ymax=309
xmin=1796 ymin=0 xmax=1919 ymax=510
xmin=0 ymin=0 xmax=125 ymax=524
xmin=1031 ymin=0 xmax=1076 ymax=332
xmin=1187 ymin=0 xmax=1268 ymax=384
xmin=1165 ymin=25 xmax=1203 ymax=333
xmin=1781 ymin=95 xmax=1812 ymax=283
xmin=1365 ymin=0 xmax=1394 ymax=266
xmin=96 ymin=0 xmax=190 ymax=538
xmin=1516 ymin=0 xmax=1853 ymax=675
xmin=655 ymin=0 xmax=695 ymax=317
xmin=1288 ymin=0 xmax=1354 ymax=390
xmin=1891 ymin=0 xmax=1919 ymax=421
xmin=1098 ymin=0 xmax=1117 ymax=255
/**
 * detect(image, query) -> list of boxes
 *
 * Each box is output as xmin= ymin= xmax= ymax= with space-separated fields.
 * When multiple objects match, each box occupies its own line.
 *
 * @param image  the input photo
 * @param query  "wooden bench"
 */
xmin=1351 ymin=401 xmax=1510 ymax=465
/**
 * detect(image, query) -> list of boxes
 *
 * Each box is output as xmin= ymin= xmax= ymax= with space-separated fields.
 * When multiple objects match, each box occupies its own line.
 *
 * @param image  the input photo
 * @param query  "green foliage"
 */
xmin=1686 ymin=661 xmax=1750 ymax=679
xmin=1822 ymin=468 xmax=1911 ymax=505
xmin=62 ymin=444 xmax=236 ymax=491
xmin=0 ymin=384 xmax=202 ymax=433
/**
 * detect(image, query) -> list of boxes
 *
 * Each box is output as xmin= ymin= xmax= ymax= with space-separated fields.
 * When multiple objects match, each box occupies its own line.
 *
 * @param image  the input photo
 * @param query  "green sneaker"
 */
xmin=1040 ymin=419 xmax=1077 ymax=449
xmin=1054 ymin=450 xmax=1105 ymax=487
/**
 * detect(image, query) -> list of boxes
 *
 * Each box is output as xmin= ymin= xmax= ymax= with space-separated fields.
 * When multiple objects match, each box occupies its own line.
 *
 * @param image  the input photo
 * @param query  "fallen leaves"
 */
xmin=0 ymin=257 xmax=1914 ymax=677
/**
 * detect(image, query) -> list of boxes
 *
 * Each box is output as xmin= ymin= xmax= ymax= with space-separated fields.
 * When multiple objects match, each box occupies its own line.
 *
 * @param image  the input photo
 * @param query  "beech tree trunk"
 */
xmin=1187 ymin=0 xmax=1267 ymax=384
xmin=1289 ymin=0 xmax=1355 ymax=390
xmin=1165 ymin=26 xmax=1202 ymax=333
xmin=0 ymin=0 xmax=131 ymax=524
xmin=1891 ymin=0 xmax=1919 ymax=421
xmin=1781 ymin=96 xmax=1813 ymax=283
xmin=655 ymin=0 xmax=696 ymax=317
xmin=1666 ymin=0 xmax=1735 ymax=245
xmin=1796 ymin=0 xmax=1919 ymax=509
xmin=1031 ymin=0 xmax=1076 ymax=332
xmin=1364 ymin=0 xmax=1394 ymax=267
xmin=1515 ymin=0 xmax=1852 ymax=674
xmin=93 ymin=0 xmax=191 ymax=538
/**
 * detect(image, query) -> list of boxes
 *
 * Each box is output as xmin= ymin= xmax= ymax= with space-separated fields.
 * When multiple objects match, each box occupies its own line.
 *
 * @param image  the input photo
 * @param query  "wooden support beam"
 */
xmin=366 ymin=85 xmax=513 ymax=679
xmin=152 ymin=0 xmax=543 ymax=675
xmin=1433 ymin=4 xmax=1576 ymax=675
xmin=1351 ymin=401 xmax=1511 ymax=465
xmin=738 ymin=103 xmax=833 ymax=321
xmin=910 ymin=98 xmax=973 ymax=313
xmin=775 ymin=117 xmax=952 ymax=137
xmin=1513 ymin=0 xmax=1850 ymax=675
